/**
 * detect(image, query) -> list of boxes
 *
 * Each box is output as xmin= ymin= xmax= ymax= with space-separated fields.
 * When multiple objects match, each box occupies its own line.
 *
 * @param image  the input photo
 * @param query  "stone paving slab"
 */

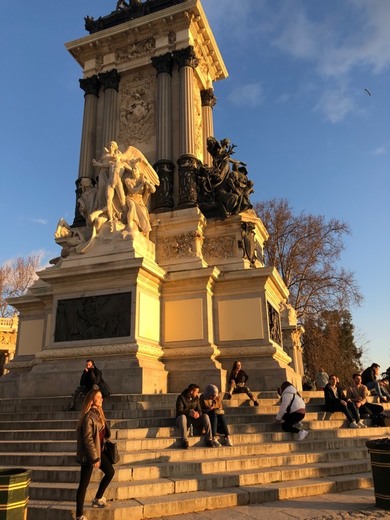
xmin=155 ymin=489 xmax=388 ymax=520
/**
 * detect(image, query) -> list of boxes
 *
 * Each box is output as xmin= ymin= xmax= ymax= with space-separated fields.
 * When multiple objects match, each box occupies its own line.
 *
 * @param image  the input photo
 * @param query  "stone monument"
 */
xmin=0 ymin=0 xmax=304 ymax=398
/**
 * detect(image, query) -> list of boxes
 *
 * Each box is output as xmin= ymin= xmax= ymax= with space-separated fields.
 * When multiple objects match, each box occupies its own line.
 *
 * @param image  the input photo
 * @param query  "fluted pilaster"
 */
xmin=73 ymin=75 xmax=100 ymax=227
xmin=173 ymin=47 xmax=199 ymax=156
xmin=77 ymin=75 xmax=100 ymax=180
xmin=99 ymin=69 xmax=121 ymax=147
xmin=152 ymin=53 xmax=174 ymax=211
xmin=201 ymin=88 xmax=217 ymax=167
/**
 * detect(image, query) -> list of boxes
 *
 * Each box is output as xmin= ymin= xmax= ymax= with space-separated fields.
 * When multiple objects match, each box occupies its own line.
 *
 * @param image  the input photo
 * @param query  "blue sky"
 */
xmin=0 ymin=0 xmax=389 ymax=373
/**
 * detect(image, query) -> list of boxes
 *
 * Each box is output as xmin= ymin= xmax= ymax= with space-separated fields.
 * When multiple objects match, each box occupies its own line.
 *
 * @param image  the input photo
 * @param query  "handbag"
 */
xmin=104 ymin=440 xmax=120 ymax=464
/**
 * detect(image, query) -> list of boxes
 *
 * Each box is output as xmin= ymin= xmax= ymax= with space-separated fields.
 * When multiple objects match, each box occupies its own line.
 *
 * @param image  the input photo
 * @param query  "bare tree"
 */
xmin=0 ymin=255 xmax=41 ymax=317
xmin=255 ymin=199 xmax=363 ymax=322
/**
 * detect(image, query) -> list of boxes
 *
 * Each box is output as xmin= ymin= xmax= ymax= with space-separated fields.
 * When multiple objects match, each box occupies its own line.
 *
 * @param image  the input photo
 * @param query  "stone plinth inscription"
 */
xmin=54 ymin=293 xmax=131 ymax=342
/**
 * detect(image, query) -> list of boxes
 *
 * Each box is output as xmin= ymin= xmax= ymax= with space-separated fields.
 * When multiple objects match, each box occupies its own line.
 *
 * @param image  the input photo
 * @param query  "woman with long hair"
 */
xmin=75 ymin=388 xmax=115 ymax=520
xmin=227 ymin=360 xmax=259 ymax=406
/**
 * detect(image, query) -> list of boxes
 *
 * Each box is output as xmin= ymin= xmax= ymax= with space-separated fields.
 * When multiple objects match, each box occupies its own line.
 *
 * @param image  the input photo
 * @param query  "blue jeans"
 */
xmin=206 ymin=411 xmax=230 ymax=437
xmin=366 ymin=381 xmax=390 ymax=399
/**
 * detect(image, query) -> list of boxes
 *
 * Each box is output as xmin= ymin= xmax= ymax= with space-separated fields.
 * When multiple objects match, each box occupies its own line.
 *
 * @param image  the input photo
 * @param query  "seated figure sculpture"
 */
xmin=198 ymin=137 xmax=254 ymax=219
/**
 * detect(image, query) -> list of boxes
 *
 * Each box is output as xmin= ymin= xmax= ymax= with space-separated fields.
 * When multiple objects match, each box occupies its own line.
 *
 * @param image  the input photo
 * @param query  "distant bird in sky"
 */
xmin=364 ymin=88 xmax=371 ymax=96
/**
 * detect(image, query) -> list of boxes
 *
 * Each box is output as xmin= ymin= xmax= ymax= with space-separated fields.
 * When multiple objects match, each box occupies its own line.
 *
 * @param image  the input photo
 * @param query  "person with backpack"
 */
xmin=276 ymin=381 xmax=308 ymax=441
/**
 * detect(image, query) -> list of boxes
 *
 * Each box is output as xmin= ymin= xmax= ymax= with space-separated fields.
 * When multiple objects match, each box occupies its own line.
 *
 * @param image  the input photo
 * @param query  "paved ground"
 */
xmin=157 ymin=489 xmax=389 ymax=520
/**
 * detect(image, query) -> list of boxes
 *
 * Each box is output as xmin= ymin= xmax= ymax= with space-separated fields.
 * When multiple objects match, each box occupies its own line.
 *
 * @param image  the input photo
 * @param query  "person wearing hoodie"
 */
xmin=276 ymin=381 xmax=308 ymax=441
xmin=200 ymin=384 xmax=233 ymax=447
xmin=175 ymin=383 xmax=213 ymax=449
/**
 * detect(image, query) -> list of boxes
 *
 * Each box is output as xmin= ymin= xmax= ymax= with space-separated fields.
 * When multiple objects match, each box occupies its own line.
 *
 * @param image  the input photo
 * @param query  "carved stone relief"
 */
xmin=116 ymin=37 xmax=156 ymax=64
xmin=119 ymin=71 xmax=156 ymax=144
xmin=203 ymin=236 xmax=235 ymax=259
xmin=156 ymin=231 xmax=201 ymax=261
xmin=267 ymin=302 xmax=282 ymax=346
xmin=54 ymin=293 xmax=132 ymax=342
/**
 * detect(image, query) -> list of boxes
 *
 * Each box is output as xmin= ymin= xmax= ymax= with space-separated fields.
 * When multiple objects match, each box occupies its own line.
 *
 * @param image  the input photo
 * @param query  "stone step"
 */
xmin=0 ymin=432 xmax=379 ymax=469
xmin=0 ymin=426 xmax=375 ymax=455
xmin=26 ymin=458 xmax=371 ymax=502
xmin=7 ymin=445 xmax=369 ymax=484
xmin=27 ymin=473 xmax=373 ymax=520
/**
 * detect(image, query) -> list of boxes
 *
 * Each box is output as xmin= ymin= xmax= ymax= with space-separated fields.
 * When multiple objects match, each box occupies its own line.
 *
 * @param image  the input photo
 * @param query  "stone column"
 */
xmin=73 ymin=75 xmax=100 ymax=227
xmin=201 ymin=88 xmax=217 ymax=167
xmin=173 ymin=46 xmax=199 ymax=208
xmin=151 ymin=53 xmax=174 ymax=212
xmin=99 ymin=69 xmax=121 ymax=148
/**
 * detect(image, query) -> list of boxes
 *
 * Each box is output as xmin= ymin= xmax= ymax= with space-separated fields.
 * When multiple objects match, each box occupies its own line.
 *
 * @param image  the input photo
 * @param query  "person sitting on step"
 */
xmin=275 ymin=381 xmax=309 ymax=441
xmin=200 ymin=384 xmax=233 ymax=447
xmin=67 ymin=359 xmax=111 ymax=411
xmin=314 ymin=368 xmax=329 ymax=391
xmin=346 ymin=373 xmax=384 ymax=427
xmin=361 ymin=363 xmax=390 ymax=403
xmin=324 ymin=375 xmax=363 ymax=428
xmin=175 ymin=383 xmax=214 ymax=449
xmin=226 ymin=360 xmax=259 ymax=406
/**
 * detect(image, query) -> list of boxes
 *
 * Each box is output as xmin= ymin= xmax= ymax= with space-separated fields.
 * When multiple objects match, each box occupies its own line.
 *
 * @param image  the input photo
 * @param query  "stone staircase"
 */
xmin=0 ymin=391 xmax=388 ymax=520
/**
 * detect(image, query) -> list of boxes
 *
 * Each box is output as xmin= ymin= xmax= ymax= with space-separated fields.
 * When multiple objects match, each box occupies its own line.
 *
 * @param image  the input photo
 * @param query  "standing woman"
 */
xmin=227 ymin=360 xmax=259 ymax=406
xmin=76 ymin=388 xmax=115 ymax=520
xmin=276 ymin=381 xmax=308 ymax=441
xmin=200 ymin=384 xmax=233 ymax=446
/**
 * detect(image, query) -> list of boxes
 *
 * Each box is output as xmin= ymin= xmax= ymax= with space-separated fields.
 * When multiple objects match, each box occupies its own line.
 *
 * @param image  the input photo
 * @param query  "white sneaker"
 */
xmin=297 ymin=430 xmax=308 ymax=441
xmin=212 ymin=439 xmax=221 ymax=447
xmin=357 ymin=421 xmax=368 ymax=428
xmin=225 ymin=437 xmax=234 ymax=446
xmin=76 ymin=516 xmax=88 ymax=520
xmin=92 ymin=497 xmax=108 ymax=508
xmin=349 ymin=421 xmax=359 ymax=429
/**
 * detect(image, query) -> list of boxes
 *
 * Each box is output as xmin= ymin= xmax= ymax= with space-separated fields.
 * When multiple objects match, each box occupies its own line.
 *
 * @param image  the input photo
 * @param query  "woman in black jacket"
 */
xmin=76 ymin=388 xmax=115 ymax=520
xmin=226 ymin=361 xmax=259 ymax=406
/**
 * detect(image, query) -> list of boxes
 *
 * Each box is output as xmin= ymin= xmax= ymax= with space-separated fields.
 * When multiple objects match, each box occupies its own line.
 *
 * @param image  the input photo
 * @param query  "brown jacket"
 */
xmin=346 ymin=383 xmax=369 ymax=405
xmin=200 ymin=394 xmax=224 ymax=414
xmin=76 ymin=407 xmax=111 ymax=466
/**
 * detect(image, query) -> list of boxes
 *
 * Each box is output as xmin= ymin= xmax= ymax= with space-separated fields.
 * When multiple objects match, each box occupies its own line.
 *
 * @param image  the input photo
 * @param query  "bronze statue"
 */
xmin=198 ymin=137 xmax=254 ymax=220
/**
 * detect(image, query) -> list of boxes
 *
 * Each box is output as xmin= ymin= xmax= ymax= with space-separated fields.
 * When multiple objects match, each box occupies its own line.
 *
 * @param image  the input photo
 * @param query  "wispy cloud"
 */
xmin=227 ymin=83 xmax=264 ymax=108
xmin=373 ymin=146 xmax=386 ymax=156
xmin=28 ymin=217 xmax=48 ymax=225
xmin=314 ymin=87 xmax=355 ymax=123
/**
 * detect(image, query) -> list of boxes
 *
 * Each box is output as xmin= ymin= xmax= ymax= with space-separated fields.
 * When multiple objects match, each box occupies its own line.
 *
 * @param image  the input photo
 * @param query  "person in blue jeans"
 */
xmin=324 ymin=375 xmax=364 ymax=428
xmin=200 ymin=384 xmax=233 ymax=447
xmin=361 ymin=363 xmax=390 ymax=403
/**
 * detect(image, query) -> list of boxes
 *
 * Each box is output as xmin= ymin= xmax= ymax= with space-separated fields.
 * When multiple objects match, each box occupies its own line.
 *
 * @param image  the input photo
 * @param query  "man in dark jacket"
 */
xmin=175 ymin=383 xmax=213 ymax=449
xmin=361 ymin=363 xmax=390 ymax=402
xmin=324 ymin=375 xmax=363 ymax=428
xmin=67 ymin=359 xmax=110 ymax=411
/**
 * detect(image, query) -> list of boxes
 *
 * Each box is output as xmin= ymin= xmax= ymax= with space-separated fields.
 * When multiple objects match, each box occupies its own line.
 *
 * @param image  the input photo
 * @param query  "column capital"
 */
xmin=201 ymin=88 xmax=217 ymax=108
xmin=98 ymin=69 xmax=121 ymax=92
xmin=173 ymin=46 xmax=199 ymax=70
xmin=151 ymin=52 xmax=174 ymax=76
xmin=79 ymin=75 xmax=100 ymax=97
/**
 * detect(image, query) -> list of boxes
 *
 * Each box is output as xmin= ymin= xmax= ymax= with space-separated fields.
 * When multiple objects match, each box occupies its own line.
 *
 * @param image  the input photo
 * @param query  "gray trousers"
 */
xmin=176 ymin=414 xmax=212 ymax=440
